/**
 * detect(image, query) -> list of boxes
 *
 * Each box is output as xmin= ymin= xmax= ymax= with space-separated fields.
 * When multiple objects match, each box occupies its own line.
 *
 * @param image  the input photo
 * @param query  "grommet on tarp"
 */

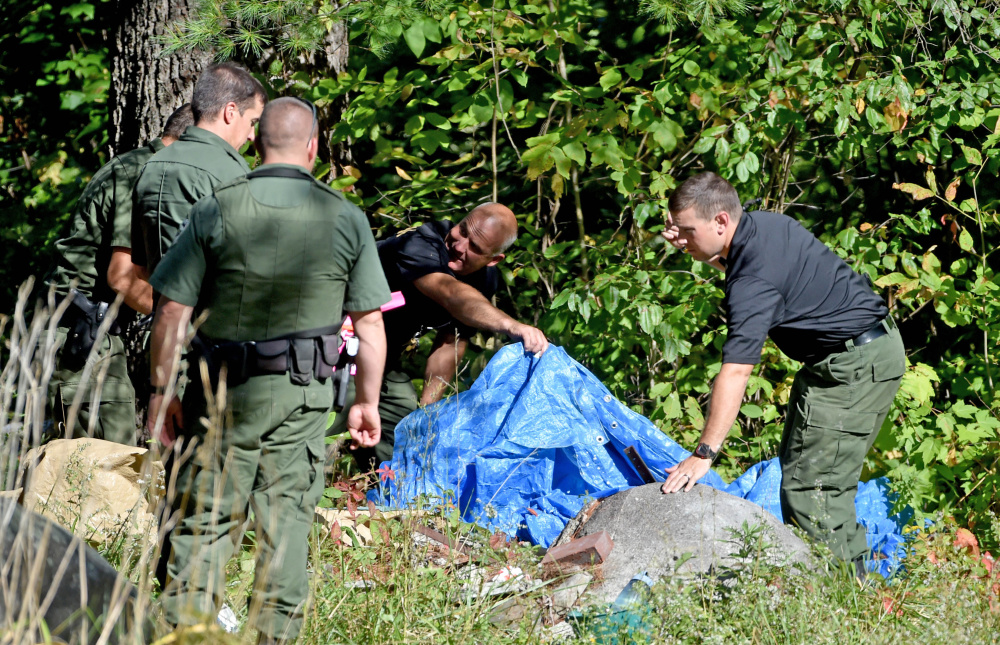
xmin=595 ymin=435 xmax=605 ymax=444
xmin=603 ymin=395 xmax=612 ymax=402
xmin=610 ymin=421 xmax=618 ymax=429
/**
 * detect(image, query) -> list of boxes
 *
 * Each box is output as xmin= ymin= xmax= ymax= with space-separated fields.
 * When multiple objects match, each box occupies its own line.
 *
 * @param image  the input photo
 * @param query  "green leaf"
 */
xmin=404 ymin=23 xmax=426 ymax=57
xmin=661 ymin=392 xmax=682 ymax=419
xmin=404 ymin=115 xmax=425 ymax=135
xmin=893 ymin=183 xmax=934 ymax=201
xmin=961 ymin=145 xmax=983 ymax=166
xmin=682 ymin=60 xmax=701 ymax=76
xmin=550 ymin=290 xmax=572 ymax=309
xmin=647 ymin=121 xmax=677 ymax=152
xmin=62 ymin=3 xmax=95 ymax=19
xmin=599 ymin=68 xmax=622 ymax=91
xmin=634 ymin=203 xmax=657 ymax=229
xmin=637 ymin=303 xmax=663 ymax=334
xmin=733 ymin=122 xmax=750 ymax=146
xmin=958 ymin=228 xmax=974 ymax=252
xmin=497 ymin=79 xmax=514 ymax=113
xmin=692 ymin=136 xmax=715 ymax=155
xmin=735 ymin=160 xmax=749 ymax=183
xmin=422 ymin=17 xmax=442 ymax=44
xmin=740 ymin=404 xmax=764 ymax=419
xmin=562 ymin=141 xmax=586 ymax=166
xmin=424 ymin=112 xmax=451 ymax=130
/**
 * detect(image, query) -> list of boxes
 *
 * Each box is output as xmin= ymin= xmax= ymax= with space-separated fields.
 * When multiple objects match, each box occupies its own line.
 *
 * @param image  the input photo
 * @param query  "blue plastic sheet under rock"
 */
xmin=371 ymin=345 xmax=910 ymax=576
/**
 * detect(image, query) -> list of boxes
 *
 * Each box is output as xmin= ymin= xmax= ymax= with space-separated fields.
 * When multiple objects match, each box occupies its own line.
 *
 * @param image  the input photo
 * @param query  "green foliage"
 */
xmin=314 ymin=0 xmax=1000 ymax=542
xmin=0 ymin=0 xmax=112 ymax=311
xmin=165 ymin=0 xmax=449 ymax=59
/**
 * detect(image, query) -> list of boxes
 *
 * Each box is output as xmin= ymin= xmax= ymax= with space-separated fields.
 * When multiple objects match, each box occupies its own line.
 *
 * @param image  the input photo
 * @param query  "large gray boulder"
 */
xmin=561 ymin=484 xmax=812 ymax=603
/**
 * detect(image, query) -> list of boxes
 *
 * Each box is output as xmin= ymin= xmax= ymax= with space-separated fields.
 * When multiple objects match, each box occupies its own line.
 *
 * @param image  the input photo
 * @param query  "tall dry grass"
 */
xmin=0 ymin=279 xmax=233 ymax=645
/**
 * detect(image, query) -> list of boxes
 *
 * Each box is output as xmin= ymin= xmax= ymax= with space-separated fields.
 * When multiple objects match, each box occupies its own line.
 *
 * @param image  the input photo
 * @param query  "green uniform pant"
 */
xmin=160 ymin=372 xmax=331 ymax=640
xmin=46 ymin=326 xmax=137 ymax=445
xmin=779 ymin=323 xmax=905 ymax=562
xmin=328 ymin=369 xmax=419 ymax=470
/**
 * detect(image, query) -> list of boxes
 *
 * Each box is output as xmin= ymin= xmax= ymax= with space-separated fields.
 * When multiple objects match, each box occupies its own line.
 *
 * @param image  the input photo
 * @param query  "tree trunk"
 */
xmin=307 ymin=21 xmax=353 ymax=181
xmin=108 ymin=0 xmax=213 ymax=155
xmin=108 ymin=0 xmax=213 ymax=435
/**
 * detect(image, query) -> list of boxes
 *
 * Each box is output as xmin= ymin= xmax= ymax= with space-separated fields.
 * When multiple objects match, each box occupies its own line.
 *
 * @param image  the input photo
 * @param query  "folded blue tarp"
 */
xmin=371 ymin=345 xmax=910 ymax=576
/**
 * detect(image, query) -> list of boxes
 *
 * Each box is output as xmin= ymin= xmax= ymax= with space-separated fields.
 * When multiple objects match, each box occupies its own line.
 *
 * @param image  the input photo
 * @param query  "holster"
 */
xmin=61 ymin=292 xmax=121 ymax=371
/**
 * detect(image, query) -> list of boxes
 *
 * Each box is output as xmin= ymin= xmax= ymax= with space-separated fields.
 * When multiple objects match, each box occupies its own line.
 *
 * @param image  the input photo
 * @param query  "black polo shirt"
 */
xmin=377 ymin=220 xmax=499 ymax=370
xmin=721 ymin=210 xmax=887 ymax=365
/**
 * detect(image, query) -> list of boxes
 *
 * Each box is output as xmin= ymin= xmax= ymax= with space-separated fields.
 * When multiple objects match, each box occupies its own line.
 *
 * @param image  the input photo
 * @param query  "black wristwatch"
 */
xmin=693 ymin=442 xmax=718 ymax=461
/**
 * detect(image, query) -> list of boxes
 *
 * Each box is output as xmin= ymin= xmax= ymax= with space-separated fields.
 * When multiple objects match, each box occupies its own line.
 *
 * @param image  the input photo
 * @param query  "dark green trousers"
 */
xmin=779 ymin=322 xmax=905 ymax=562
xmin=160 ymin=371 xmax=330 ymax=640
xmin=328 ymin=369 xmax=419 ymax=470
xmin=46 ymin=327 xmax=137 ymax=445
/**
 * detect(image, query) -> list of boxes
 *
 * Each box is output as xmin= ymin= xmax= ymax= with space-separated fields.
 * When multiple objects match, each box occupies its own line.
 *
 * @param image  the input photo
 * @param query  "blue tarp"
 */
xmin=371 ymin=345 xmax=910 ymax=576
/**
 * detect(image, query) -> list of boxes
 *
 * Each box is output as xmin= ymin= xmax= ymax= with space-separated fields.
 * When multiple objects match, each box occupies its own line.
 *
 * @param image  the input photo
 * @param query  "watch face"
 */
xmin=695 ymin=443 xmax=715 ymax=459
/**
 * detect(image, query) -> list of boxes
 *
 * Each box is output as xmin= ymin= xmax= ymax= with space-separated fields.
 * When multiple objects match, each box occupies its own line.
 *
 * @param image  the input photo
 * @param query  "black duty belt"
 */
xmin=843 ymin=317 xmax=895 ymax=351
xmin=193 ymin=322 xmax=343 ymax=387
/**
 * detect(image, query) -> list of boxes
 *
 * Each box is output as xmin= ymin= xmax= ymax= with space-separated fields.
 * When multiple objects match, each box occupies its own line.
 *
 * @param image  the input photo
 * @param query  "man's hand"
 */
xmin=148 ymin=393 xmax=183 ymax=450
xmin=661 ymin=212 xmax=685 ymax=252
xmin=507 ymin=322 xmax=548 ymax=356
xmin=661 ymin=455 xmax=712 ymax=494
xmin=346 ymin=402 xmax=381 ymax=449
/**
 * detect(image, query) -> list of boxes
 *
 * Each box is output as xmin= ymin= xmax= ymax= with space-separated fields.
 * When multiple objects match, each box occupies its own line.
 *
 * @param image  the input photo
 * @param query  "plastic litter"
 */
xmin=372 ymin=345 xmax=912 ymax=577
xmin=566 ymin=572 xmax=655 ymax=643
xmin=217 ymin=604 xmax=240 ymax=633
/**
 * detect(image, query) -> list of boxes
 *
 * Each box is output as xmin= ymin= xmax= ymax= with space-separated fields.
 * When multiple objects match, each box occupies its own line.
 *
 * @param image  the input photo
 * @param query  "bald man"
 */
xmin=332 ymin=202 xmax=548 ymax=470
xmin=148 ymin=96 xmax=390 ymax=644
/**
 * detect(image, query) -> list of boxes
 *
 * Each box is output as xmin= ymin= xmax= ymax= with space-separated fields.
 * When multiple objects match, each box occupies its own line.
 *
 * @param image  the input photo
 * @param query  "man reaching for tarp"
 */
xmin=330 ymin=203 xmax=549 ymax=470
xmin=659 ymin=172 xmax=905 ymax=577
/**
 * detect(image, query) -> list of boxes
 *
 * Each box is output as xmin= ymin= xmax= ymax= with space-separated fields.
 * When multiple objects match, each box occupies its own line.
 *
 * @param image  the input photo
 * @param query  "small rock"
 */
xmin=488 ymin=597 xmax=542 ymax=629
xmin=543 ymin=621 xmax=576 ymax=641
xmin=551 ymin=572 xmax=593 ymax=614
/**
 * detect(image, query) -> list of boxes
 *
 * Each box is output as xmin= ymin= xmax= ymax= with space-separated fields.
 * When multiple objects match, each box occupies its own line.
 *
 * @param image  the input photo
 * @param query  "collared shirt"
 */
xmin=721 ymin=210 xmax=887 ymax=365
xmin=48 ymin=139 xmax=164 ymax=304
xmin=150 ymin=163 xmax=390 ymax=342
xmin=132 ymin=125 xmax=250 ymax=273
xmin=377 ymin=220 xmax=499 ymax=369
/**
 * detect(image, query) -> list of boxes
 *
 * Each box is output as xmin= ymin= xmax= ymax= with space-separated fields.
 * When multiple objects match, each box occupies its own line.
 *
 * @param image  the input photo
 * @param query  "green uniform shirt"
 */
xmin=132 ymin=126 xmax=250 ymax=272
xmin=149 ymin=164 xmax=391 ymax=341
xmin=48 ymin=139 xmax=164 ymax=303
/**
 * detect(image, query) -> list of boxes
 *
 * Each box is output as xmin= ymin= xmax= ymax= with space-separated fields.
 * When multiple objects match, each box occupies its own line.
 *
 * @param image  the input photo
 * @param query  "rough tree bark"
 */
xmin=108 ymin=0 xmax=213 ymax=155
xmin=108 ymin=0 xmax=213 ymax=435
xmin=306 ymin=21 xmax=353 ymax=180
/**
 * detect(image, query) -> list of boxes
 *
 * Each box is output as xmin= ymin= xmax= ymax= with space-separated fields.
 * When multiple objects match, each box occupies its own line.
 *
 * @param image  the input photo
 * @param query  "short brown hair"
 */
xmin=668 ymin=172 xmax=743 ymax=222
xmin=191 ymin=62 xmax=267 ymax=123
xmin=161 ymin=103 xmax=194 ymax=139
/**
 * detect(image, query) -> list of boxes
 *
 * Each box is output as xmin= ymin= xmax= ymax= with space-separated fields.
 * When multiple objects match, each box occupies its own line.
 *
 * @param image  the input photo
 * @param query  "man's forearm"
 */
xmin=697 ymin=362 xmax=755 ymax=450
xmin=441 ymin=290 xmax=516 ymax=335
xmin=108 ymin=248 xmax=154 ymax=314
xmin=117 ymin=272 xmax=153 ymax=315
xmin=422 ymin=336 xmax=467 ymax=405
xmin=414 ymin=273 xmax=516 ymax=334
xmin=149 ymin=297 xmax=193 ymax=389
xmin=350 ymin=310 xmax=386 ymax=405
